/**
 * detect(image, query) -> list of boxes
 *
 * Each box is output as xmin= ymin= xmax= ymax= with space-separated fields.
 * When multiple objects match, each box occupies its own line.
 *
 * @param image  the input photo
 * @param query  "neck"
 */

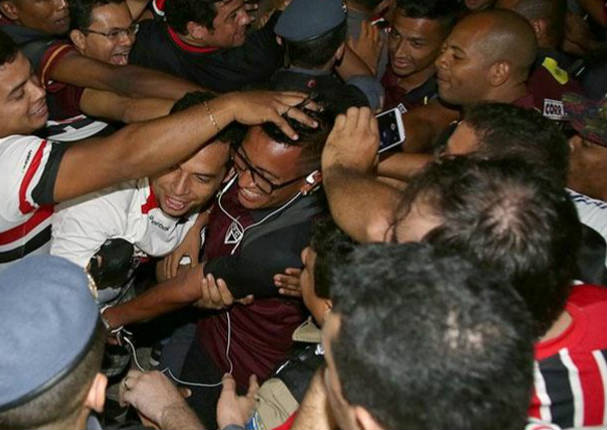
xmin=483 ymin=81 xmax=528 ymax=104
xmin=179 ymin=32 xmax=213 ymax=48
xmin=396 ymin=66 xmax=436 ymax=92
xmin=540 ymin=310 xmax=572 ymax=342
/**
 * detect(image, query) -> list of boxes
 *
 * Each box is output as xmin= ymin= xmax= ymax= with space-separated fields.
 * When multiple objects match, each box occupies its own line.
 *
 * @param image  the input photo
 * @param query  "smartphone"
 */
xmin=376 ymin=107 xmax=405 ymax=153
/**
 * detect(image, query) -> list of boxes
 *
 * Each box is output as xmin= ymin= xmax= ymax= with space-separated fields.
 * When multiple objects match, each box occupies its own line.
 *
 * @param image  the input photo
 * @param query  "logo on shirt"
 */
xmin=543 ymin=99 xmax=565 ymax=120
xmin=224 ymin=220 xmax=244 ymax=245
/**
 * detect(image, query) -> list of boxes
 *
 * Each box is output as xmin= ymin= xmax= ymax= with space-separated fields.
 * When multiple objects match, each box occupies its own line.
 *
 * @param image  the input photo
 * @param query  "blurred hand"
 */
xmin=193 ymin=273 xmax=254 ymax=310
xmin=274 ymin=267 xmax=302 ymax=297
xmin=217 ymin=373 xmax=259 ymax=429
xmin=322 ymin=107 xmax=380 ymax=173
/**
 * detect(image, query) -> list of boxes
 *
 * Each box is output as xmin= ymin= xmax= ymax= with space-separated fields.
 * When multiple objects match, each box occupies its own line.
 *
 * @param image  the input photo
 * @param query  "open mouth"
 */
xmin=164 ymin=196 xmax=187 ymax=212
xmin=110 ymin=52 xmax=130 ymax=65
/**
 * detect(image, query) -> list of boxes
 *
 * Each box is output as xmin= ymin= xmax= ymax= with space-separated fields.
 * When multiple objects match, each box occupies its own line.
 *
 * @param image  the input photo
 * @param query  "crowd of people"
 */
xmin=0 ymin=0 xmax=605 ymax=428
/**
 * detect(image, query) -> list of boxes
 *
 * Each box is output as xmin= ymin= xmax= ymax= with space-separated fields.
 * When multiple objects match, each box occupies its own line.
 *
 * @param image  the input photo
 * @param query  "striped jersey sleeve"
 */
xmin=0 ymin=135 xmax=67 ymax=271
xmin=529 ymin=285 xmax=607 ymax=428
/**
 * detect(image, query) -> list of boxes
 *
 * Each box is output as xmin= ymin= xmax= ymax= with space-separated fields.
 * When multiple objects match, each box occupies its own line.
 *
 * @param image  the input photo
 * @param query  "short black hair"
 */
xmin=171 ymin=91 xmax=246 ymax=145
xmin=165 ymin=0 xmax=219 ymax=34
xmin=0 ymin=321 xmax=106 ymax=428
xmin=395 ymin=0 xmax=461 ymax=32
xmin=284 ymin=21 xmax=347 ymax=69
xmin=331 ymin=241 xmax=534 ymax=429
xmin=397 ymin=157 xmax=580 ymax=337
xmin=69 ymin=0 xmax=126 ymax=30
xmin=0 ymin=29 xmax=18 ymax=66
xmin=309 ymin=218 xmax=354 ymax=299
xmin=461 ymin=102 xmax=570 ymax=187
xmin=260 ymin=96 xmax=339 ymax=173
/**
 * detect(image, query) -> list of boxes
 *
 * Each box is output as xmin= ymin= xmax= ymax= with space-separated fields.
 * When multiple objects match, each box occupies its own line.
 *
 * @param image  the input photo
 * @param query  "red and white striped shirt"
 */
xmin=530 ymin=284 xmax=607 ymax=428
xmin=0 ymin=135 xmax=67 ymax=272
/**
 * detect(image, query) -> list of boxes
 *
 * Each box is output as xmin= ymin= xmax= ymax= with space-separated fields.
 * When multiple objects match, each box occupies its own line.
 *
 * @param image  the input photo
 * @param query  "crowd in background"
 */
xmin=0 ymin=0 xmax=605 ymax=429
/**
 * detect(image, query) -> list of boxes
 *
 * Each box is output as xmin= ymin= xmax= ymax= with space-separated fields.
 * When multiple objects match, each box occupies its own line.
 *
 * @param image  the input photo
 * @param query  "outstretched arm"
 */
xmin=53 ymin=91 xmax=318 ymax=203
xmin=49 ymin=51 xmax=201 ymax=100
xmin=321 ymin=107 xmax=402 ymax=243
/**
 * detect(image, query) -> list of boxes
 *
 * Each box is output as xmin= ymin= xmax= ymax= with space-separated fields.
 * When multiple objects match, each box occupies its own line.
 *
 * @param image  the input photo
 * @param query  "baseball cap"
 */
xmin=275 ymin=0 xmax=346 ymax=41
xmin=0 ymin=255 xmax=100 ymax=412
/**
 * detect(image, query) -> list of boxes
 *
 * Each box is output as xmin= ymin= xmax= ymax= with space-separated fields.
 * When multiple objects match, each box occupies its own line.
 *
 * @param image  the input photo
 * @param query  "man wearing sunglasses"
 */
xmin=102 ymin=101 xmax=336 ymax=429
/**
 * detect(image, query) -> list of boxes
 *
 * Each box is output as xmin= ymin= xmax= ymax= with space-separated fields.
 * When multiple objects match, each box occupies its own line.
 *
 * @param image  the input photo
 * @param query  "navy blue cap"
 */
xmin=0 ymin=255 xmax=100 ymax=411
xmin=275 ymin=0 xmax=346 ymax=41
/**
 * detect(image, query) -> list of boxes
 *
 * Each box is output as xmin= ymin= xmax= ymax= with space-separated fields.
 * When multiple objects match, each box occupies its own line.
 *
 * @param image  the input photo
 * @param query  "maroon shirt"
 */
xmin=196 ymin=185 xmax=308 ymax=390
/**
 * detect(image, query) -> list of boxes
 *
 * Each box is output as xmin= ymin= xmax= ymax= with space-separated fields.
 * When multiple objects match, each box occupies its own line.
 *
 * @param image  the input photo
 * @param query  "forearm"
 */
xmin=102 ymin=270 xmax=200 ymax=328
xmin=377 ymin=152 xmax=432 ymax=181
xmin=80 ymin=88 xmax=174 ymax=123
xmin=159 ymin=403 xmax=204 ymax=430
xmin=54 ymin=93 xmax=236 ymax=202
xmin=323 ymin=165 xmax=401 ymax=243
xmin=50 ymin=54 xmax=201 ymax=100
xmin=291 ymin=370 xmax=334 ymax=430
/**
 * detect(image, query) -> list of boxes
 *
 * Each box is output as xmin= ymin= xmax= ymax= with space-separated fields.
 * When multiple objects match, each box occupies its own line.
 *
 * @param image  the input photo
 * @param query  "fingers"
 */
xmin=222 ymin=373 xmax=237 ymax=393
xmin=284 ymin=106 xmax=318 ymax=129
xmin=235 ymin=294 xmax=254 ymax=305
xmin=216 ymin=278 xmax=234 ymax=307
xmin=246 ymin=374 xmax=259 ymax=398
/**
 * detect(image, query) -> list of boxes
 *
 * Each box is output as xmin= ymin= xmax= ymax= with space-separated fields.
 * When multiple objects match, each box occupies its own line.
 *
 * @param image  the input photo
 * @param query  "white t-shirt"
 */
xmin=0 ymin=135 xmax=67 ymax=273
xmin=567 ymin=189 xmax=607 ymax=269
xmin=51 ymin=177 xmax=198 ymax=268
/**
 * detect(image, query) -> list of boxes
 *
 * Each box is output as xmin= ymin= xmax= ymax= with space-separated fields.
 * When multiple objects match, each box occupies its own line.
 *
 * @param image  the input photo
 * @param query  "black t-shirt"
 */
xmin=128 ymin=15 xmax=283 ymax=92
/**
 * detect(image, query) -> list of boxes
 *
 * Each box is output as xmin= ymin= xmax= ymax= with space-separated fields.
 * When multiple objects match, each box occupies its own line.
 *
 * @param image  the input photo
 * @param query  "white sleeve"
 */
xmin=0 ymin=136 xmax=54 ymax=224
xmin=50 ymin=187 xmax=132 ymax=268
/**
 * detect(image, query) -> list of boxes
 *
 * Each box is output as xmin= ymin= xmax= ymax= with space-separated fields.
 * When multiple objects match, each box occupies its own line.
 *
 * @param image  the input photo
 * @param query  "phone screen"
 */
xmin=377 ymin=109 xmax=405 ymax=153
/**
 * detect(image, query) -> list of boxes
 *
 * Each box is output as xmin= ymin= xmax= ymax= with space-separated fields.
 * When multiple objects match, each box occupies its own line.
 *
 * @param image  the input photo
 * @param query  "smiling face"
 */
xmin=150 ymin=140 xmax=230 ymax=217
xmin=388 ymin=13 xmax=446 ymax=81
xmin=0 ymin=52 xmax=48 ymax=137
xmin=235 ymin=126 xmax=308 ymax=210
xmin=71 ymin=2 xmax=135 ymax=65
xmin=1 ymin=0 xmax=70 ymax=35
xmin=434 ymin=19 xmax=493 ymax=105
xmin=205 ymin=0 xmax=251 ymax=48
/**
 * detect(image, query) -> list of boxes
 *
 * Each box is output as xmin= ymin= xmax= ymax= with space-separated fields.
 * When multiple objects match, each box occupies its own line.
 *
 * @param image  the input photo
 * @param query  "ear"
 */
xmin=70 ymin=29 xmax=87 ymax=53
xmin=0 ymin=1 xmax=19 ymax=21
xmin=276 ymin=35 xmax=283 ymax=46
xmin=530 ymin=18 xmax=547 ymax=43
xmin=568 ymin=134 xmax=583 ymax=153
xmin=335 ymin=42 xmax=346 ymax=62
xmin=354 ymin=405 xmax=385 ymax=430
xmin=488 ymin=61 xmax=510 ymax=86
xmin=187 ymin=21 xmax=209 ymax=40
xmin=84 ymin=373 xmax=108 ymax=413
xmin=300 ymin=170 xmax=322 ymax=195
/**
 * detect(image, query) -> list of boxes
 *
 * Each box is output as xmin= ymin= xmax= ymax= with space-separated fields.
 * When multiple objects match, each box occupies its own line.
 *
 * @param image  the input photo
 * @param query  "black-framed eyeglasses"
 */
xmin=82 ymin=23 xmax=140 ymax=41
xmin=232 ymin=149 xmax=308 ymax=195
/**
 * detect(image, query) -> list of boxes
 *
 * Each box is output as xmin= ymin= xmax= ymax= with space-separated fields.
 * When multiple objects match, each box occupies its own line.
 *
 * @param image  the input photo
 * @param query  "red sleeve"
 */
xmin=39 ymin=42 xmax=78 ymax=90
xmin=272 ymin=411 xmax=297 ymax=430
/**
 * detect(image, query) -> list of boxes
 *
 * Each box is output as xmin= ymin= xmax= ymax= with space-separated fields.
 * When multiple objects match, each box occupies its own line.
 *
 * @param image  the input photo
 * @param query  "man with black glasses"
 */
xmin=101 ymin=102 xmax=336 ymax=429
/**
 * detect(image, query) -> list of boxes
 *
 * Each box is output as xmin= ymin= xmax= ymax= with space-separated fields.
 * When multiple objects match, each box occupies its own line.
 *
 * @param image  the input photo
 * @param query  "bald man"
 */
xmin=435 ymin=9 xmax=538 ymax=107
xmin=496 ymin=0 xmax=583 ymax=110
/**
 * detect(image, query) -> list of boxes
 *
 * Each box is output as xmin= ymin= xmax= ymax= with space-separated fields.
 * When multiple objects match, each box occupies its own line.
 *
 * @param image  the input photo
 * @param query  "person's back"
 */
xmin=271 ymin=0 xmax=380 ymax=109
